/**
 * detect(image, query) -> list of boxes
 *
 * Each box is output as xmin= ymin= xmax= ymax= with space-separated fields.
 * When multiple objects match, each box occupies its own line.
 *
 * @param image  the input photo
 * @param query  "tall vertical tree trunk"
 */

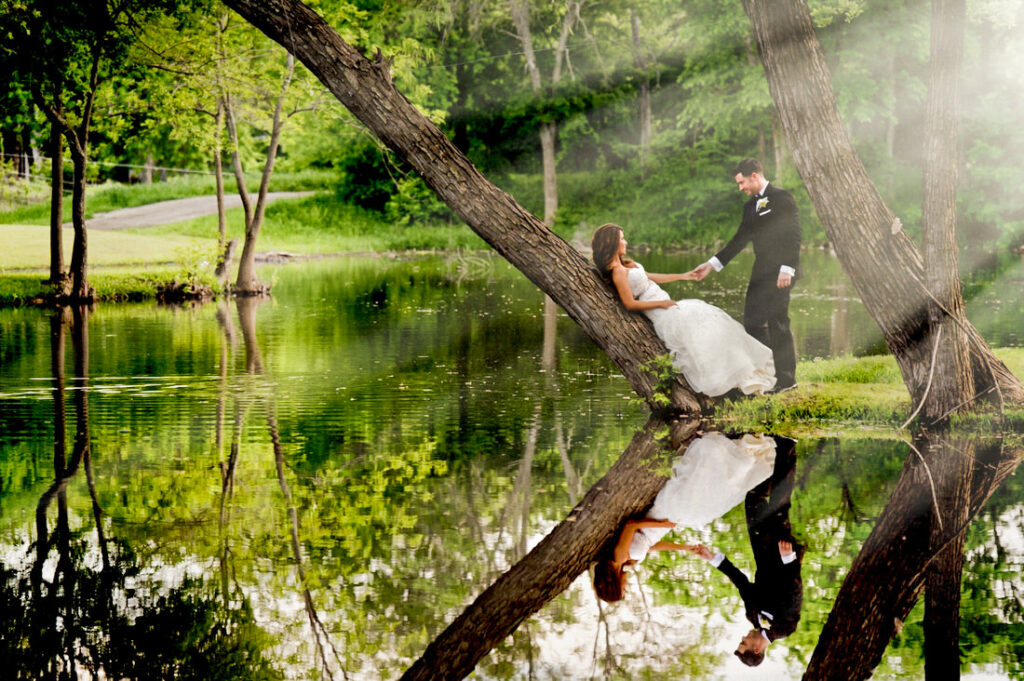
xmin=630 ymin=9 xmax=652 ymax=178
xmin=67 ymin=145 xmax=91 ymax=302
xmin=48 ymin=122 xmax=65 ymax=287
xmin=739 ymin=0 xmax=1022 ymax=407
xmin=921 ymin=0 xmax=972 ymax=421
xmin=509 ymin=0 xmax=581 ymax=228
xmin=214 ymin=99 xmax=228 ymax=253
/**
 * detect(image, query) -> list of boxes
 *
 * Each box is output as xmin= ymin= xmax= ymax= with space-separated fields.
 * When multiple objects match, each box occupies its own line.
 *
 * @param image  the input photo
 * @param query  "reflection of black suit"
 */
xmin=714 ymin=436 xmax=802 ymax=641
xmin=715 ymin=183 xmax=801 ymax=387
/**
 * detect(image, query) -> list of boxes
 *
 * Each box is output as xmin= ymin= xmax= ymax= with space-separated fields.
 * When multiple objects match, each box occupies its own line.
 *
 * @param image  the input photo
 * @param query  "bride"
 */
xmin=591 ymin=223 xmax=775 ymax=397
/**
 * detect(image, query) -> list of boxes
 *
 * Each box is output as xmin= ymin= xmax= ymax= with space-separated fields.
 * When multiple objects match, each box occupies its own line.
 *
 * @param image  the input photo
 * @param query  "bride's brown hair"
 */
xmin=591 ymin=223 xmax=630 ymax=280
xmin=593 ymin=556 xmax=627 ymax=602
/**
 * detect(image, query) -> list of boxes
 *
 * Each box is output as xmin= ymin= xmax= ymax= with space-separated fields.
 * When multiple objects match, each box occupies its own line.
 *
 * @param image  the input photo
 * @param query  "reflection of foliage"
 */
xmin=0 ymin=550 xmax=281 ymax=680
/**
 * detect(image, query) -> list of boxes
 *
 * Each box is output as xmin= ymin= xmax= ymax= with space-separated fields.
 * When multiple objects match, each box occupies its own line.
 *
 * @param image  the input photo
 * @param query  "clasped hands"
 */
xmin=682 ymin=540 xmax=795 ymax=562
xmin=683 ymin=263 xmax=792 ymax=289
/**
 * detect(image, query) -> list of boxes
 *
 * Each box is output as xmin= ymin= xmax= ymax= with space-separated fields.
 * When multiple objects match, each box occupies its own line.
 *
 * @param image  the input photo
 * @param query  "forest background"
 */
xmin=2 ymin=0 xmax=1023 ymax=289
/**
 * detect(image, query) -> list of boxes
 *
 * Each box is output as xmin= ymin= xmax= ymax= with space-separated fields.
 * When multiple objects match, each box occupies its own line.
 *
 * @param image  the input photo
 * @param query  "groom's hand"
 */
xmin=691 ymin=263 xmax=713 ymax=281
xmin=777 ymin=272 xmax=793 ymax=288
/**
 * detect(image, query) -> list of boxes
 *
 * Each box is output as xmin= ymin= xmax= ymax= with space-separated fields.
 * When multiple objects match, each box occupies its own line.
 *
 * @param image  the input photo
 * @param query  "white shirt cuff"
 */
xmin=708 ymin=257 xmax=724 ymax=272
xmin=781 ymin=551 xmax=797 ymax=565
xmin=709 ymin=551 xmax=725 ymax=568
xmin=779 ymin=265 xmax=796 ymax=276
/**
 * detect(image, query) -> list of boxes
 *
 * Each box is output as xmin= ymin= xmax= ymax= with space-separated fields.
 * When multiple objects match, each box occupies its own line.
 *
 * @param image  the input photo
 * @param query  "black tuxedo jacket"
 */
xmin=714 ymin=183 xmax=802 ymax=286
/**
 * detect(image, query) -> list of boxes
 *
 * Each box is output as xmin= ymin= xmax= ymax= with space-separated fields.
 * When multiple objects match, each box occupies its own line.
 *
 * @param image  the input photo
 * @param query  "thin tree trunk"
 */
xmin=401 ymin=416 xmax=700 ymax=681
xmin=739 ymin=0 xmax=1022 ymax=408
xmin=67 ymin=145 xmax=91 ymax=302
xmin=220 ymin=0 xmax=701 ymax=413
xmin=630 ymin=9 xmax=652 ymax=178
xmin=921 ymin=0 xmax=972 ymax=421
xmin=234 ymin=54 xmax=295 ymax=295
xmin=214 ymin=100 xmax=227 ymax=252
xmin=48 ymin=121 xmax=65 ymax=286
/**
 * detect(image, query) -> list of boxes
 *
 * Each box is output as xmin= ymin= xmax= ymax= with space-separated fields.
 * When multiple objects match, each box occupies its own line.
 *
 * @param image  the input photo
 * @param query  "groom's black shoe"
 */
xmin=769 ymin=382 xmax=798 ymax=394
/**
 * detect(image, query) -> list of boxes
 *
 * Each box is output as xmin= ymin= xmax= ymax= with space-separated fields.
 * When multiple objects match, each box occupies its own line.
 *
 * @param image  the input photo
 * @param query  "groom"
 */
xmin=690 ymin=158 xmax=801 ymax=392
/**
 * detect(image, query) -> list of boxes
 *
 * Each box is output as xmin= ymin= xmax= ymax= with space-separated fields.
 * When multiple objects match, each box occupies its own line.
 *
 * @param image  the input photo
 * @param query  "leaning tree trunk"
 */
xmin=921 ymin=0 xmax=973 ymax=421
xmin=401 ymin=416 xmax=700 ymax=681
xmin=805 ymin=434 xmax=1019 ymax=680
xmin=221 ymin=0 xmax=701 ymax=413
xmin=740 ymin=0 xmax=1023 ymax=410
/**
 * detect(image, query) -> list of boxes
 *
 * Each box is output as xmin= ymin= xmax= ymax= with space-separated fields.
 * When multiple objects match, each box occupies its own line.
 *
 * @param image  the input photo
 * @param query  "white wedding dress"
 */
xmin=626 ymin=263 xmax=775 ymax=396
xmin=629 ymin=432 xmax=777 ymax=562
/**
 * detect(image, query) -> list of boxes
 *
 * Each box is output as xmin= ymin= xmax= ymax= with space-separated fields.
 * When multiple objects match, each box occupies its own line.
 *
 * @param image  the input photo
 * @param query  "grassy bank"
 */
xmin=713 ymin=348 xmax=1024 ymax=436
xmin=0 ymin=267 xmax=218 ymax=306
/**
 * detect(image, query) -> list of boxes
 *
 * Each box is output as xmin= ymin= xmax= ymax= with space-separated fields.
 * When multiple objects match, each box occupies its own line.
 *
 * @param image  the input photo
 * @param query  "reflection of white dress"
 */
xmin=627 ymin=263 xmax=775 ymax=396
xmin=628 ymin=433 xmax=777 ymax=562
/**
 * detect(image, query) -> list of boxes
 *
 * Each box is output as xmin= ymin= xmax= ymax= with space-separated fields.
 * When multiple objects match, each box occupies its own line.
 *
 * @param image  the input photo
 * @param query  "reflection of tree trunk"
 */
xmin=214 ymin=300 xmax=240 ymax=601
xmin=221 ymin=0 xmax=702 ymax=413
xmin=805 ymin=434 xmax=1019 ymax=680
xmin=830 ymin=274 xmax=850 ymax=356
xmin=739 ymin=0 xmax=1023 ymax=407
xmin=268 ymin=405 xmax=345 ymax=678
xmin=401 ymin=416 xmax=700 ymax=681
xmin=924 ymin=434 xmax=972 ymax=680
xmin=236 ymin=297 xmax=265 ymax=374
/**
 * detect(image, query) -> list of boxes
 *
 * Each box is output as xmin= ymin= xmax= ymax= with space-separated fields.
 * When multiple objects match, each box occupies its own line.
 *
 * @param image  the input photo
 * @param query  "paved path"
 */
xmin=76 ymin=191 xmax=315 ymax=230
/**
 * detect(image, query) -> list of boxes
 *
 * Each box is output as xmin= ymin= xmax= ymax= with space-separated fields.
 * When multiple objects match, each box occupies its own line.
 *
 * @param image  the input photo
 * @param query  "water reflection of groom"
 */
xmin=691 ymin=436 xmax=803 ymax=667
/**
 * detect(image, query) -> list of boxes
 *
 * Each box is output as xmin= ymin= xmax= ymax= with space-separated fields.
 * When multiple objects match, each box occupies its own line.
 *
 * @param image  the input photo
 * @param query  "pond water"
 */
xmin=0 ymin=251 xmax=1022 ymax=680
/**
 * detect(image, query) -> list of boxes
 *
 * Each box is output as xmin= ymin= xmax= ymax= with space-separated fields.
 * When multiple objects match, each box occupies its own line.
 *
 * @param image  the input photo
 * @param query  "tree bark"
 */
xmin=739 ymin=0 xmax=1023 ymax=409
xmin=921 ymin=0 xmax=973 ymax=421
xmin=48 ymin=120 xmax=65 ymax=287
xmin=805 ymin=434 xmax=1019 ymax=680
xmin=220 ymin=0 xmax=702 ymax=413
xmin=214 ymin=99 xmax=227 ymax=253
xmin=67 ymin=143 xmax=91 ymax=302
xmin=401 ymin=416 xmax=700 ymax=681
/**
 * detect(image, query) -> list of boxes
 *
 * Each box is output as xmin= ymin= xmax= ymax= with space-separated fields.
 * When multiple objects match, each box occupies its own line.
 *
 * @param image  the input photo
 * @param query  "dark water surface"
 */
xmin=0 ymin=252 xmax=1022 ymax=680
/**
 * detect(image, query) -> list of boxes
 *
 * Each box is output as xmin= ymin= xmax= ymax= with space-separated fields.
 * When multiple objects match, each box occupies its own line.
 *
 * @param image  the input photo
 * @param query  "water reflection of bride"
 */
xmin=593 ymin=432 xmax=777 ymax=602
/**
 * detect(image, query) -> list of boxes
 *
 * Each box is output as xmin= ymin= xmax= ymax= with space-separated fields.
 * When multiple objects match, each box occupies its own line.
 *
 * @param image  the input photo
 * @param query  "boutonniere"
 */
xmin=756 ymin=197 xmax=770 ymax=212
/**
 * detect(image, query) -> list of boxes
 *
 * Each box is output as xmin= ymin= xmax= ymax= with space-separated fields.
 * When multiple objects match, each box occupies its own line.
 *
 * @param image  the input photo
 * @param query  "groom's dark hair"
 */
xmin=732 ymin=158 xmax=764 ymax=177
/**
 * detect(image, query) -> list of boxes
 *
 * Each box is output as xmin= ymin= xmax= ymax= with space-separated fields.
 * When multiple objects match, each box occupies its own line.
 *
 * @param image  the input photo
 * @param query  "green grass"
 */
xmin=126 ymin=193 xmax=485 ymax=254
xmin=713 ymin=349 xmax=1024 ymax=437
xmin=0 ymin=224 xmax=219 ymax=270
